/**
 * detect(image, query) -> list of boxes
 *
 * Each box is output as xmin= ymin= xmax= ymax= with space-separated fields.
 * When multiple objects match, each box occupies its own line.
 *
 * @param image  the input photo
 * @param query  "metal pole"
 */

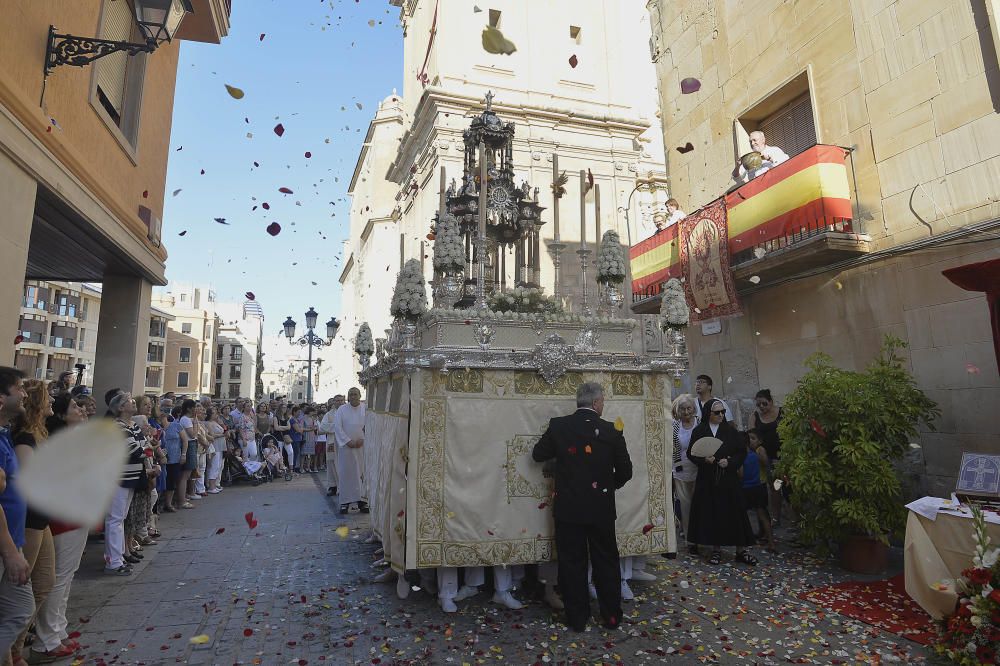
xmin=306 ymin=331 xmax=314 ymax=403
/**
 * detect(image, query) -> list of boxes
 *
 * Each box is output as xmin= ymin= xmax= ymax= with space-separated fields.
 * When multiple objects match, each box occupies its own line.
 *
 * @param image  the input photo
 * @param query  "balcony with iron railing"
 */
xmin=629 ymin=144 xmax=871 ymax=314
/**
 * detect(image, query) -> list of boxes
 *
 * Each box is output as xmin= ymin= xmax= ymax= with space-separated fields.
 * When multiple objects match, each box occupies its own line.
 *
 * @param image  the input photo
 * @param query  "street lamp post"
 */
xmin=283 ymin=308 xmax=340 ymax=403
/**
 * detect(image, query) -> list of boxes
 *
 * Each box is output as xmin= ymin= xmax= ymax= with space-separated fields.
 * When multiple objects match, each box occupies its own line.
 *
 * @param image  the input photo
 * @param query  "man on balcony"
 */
xmin=733 ymin=131 xmax=789 ymax=184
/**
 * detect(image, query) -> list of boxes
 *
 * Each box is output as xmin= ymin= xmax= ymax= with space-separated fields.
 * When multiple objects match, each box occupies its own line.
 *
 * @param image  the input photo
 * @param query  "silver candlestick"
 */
xmin=474 ymin=234 xmax=488 ymax=312
xmin=577 ymin=247 xmax=593 ymax=317
xmin=549 ymin=242 xmax=566 ymax=302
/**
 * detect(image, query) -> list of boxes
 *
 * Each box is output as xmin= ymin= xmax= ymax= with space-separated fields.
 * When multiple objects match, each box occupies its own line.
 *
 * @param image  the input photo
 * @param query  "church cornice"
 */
xmin=385 ymin=86 xmax=653 ymax=185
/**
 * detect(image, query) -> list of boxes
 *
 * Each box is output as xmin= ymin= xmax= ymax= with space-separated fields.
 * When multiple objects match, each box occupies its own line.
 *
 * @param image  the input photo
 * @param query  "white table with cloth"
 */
xmin=904 ymin=496 xmax=1000 ymax=619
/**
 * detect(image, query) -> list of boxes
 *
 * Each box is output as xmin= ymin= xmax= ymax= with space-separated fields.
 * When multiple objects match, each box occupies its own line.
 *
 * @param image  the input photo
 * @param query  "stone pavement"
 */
xmin=54 ymin=474 xmax=941 ymax=665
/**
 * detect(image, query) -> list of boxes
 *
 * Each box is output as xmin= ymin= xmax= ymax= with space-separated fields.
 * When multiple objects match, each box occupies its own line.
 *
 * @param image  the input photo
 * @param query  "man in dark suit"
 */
xmin=532 ymin=382 xmax=633 ymax=631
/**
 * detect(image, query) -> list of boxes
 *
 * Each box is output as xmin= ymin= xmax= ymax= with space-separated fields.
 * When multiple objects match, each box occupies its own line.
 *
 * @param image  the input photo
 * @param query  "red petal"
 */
xmin=259 ymin=33 xmax=265 ymax=41
xmin=642 ymin=523 xmax=654 ymax=534
xmin=245 ymin=292 xmax=255 ymax=300
xmin=244 ymin=512 xmax=254 ymax=527
xmin=215 ymin=527 xmax=225 ymax=534
xmin=142 ymin=190 xmax=149 ymax=198
xmin=568 ymin=54 xmax=578 ymax=68
xmin=243 ymin=628 xmax=253 ymax=637
xmin=278 ymin=187 xmax=293 ymax=194
xmin=273 ymin=123 xmax=285 ymax=137
xmin=266 ymin=222 xmax=281 ymax=236
xmin=304 ymin=151 xmax=312 ymax=158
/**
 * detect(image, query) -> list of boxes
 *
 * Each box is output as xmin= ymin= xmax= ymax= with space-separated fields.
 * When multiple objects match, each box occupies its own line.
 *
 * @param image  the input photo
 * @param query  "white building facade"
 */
xmin=214 ymin=300 xmax=264 ymax=400
xmin=328 ymin=0 xmax=670 ymax=390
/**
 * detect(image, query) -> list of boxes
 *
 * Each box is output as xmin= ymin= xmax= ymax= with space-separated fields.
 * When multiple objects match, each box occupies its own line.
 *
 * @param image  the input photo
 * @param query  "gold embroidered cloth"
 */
xmin=396 ymin=368 xmax=674 ymax=569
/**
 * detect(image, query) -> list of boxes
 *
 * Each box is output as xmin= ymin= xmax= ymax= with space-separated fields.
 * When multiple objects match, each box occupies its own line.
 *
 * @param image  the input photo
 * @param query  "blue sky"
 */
xmin=162 ymin=0 xmax=401 ymax=335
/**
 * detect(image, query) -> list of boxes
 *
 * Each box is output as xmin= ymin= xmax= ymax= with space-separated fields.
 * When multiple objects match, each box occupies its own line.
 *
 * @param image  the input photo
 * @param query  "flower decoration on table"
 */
xmin=432 ymin=212 xmax=466 ymax=276
xmin=936 ymin=503 xmax=1000 ymax=665
xmin=595 ymin=230 xmax=627 ymax=284
xmin=354 ymin=323 xmax=374 ymax=357
xmin=487 ymin=286 xmax=564 ymax=314
xmin=390 ymin=258 xmax=428 ymax=320
xmin=659 ymin=278 xmax=689 ymax=330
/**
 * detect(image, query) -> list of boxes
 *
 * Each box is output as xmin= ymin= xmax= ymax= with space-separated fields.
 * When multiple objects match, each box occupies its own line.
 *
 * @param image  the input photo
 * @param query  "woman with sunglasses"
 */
xmin=686 ymin=398 xmax=757 ymax=566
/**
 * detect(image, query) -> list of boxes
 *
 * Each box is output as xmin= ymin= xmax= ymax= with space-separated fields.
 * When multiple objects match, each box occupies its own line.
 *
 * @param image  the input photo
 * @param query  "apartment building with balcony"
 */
xmin=143 ymin=305 xmax=174 ymax=395
xmin=1 ymin=1 xmax=232 ymax=400
xmin=14 ymin=280 xmax=101 ymax=384
xmin=642 ymin=0 xmax=1000 ymax=493
xmin=152 ymin=283 xmax=219 ymax=398
xmin=214 ymin=300 xmax=264 ymax=400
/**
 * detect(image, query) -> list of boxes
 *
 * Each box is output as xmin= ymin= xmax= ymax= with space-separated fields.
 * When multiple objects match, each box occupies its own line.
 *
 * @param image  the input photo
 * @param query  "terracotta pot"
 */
xmin=838 ymin=535 xmax=889 ymax=574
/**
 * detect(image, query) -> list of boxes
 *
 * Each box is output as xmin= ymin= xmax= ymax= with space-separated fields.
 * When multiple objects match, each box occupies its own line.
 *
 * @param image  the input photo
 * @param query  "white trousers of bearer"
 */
xmin=104 ymin=487 xmax=134 ymax=569
xmin=34 ymin=527 xmax=89 ymax=651
xmin=437 ymin=565 xmax=521 ymax=600
xmin=326 ymin=442 xmax=339 ymax=489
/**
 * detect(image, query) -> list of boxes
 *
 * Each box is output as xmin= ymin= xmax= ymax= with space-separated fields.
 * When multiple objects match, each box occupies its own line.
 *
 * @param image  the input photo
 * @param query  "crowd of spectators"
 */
xmin=0 ymin=366 xmax=349 ymax=665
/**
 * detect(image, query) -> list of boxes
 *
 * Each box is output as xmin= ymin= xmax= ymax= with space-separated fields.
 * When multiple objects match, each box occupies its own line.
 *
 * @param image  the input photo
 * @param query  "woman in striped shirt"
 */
xmin=104 ymin=394 xmax=147 ymax=576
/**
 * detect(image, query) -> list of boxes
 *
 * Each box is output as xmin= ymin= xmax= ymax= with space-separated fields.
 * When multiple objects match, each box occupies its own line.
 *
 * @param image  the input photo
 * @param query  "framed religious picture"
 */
xmin=955 ymin=452 xmax=1000 ymax=500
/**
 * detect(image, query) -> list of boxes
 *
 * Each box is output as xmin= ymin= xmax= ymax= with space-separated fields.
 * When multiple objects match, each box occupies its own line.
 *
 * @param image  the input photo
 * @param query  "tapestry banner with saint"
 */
xmin=678 ymin=197 xmax=743 ymax=323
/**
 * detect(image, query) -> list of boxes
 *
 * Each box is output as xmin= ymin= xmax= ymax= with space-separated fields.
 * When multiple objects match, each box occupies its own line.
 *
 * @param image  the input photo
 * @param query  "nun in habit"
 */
xmin=686 ymin=398 xmax=758 ymax=566
xmin=332 ymin=387 xmax=368 ymax=515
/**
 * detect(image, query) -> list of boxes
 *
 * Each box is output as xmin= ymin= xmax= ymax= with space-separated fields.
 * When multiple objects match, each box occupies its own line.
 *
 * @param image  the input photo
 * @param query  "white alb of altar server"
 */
xmin=333 ymin=388 xmax=366 ymax=513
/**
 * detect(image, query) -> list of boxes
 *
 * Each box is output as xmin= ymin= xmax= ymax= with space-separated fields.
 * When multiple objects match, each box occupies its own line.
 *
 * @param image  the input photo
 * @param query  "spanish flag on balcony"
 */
xmin=629 ymin=145 xmax=852 ymax=309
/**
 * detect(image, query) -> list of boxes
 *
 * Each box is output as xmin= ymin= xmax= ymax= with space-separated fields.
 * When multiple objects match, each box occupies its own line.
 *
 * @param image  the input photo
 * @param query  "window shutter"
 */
xmin=96 ymin=0 xmax=133 ymax=116
xmin=760 ymin=95 xmax=816 ymax=159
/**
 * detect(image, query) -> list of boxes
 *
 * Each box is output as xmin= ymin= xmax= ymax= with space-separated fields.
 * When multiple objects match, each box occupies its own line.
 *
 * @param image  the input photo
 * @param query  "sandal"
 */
xmin=180 ymin=503 xmax=195 ymax=509
xmin=709 ymin=550 xmax=722 ymax=565
xmin=736 ymin=551 xmax=759 ymax=566
xmin=162 ymin=505 xmax=177 ymax=513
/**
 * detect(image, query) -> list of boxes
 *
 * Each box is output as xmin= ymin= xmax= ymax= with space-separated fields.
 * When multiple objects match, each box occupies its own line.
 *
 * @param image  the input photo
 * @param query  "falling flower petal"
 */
xmin=304 ymin=151 xmax=312 ymax=158
xmin=213 ymin=217 xmax=228 ymax=225
xmin=189 ymin=634 xmax=210 ymax=645
xmin=676 ymin=142 xmax=694 ymax=154
xmin=273 ymin=123 xmax=285 ymax=137
xmin=172 ymin=188 xmax=182 ymax=196
xmin=245 ymin=292 xmax=255 ymax=300
xmin=335 ymin=526 xmax=350 ymax=538
xmin=278 ymin=187 xmax=293 ymax=194
xmin=482 ymin=25 xmax=517 ymax=55
xmin=965 ymin=363 xmax=981 ymax=374
xmin=680 ymin=77 xmax=701 ymax=94
xmin=215 ymin=527 xmax=225 ymax=534
xmin=614 ymin=417 xmax=625 ymax=432
xmin=178 ymin=230 xmax=187 ymax=236
xmin=568 ymin=54 xmax=578 ymax=68
xmin=259 ymin=33 xmax=265 ymax=41
xmin=224 ymin=84 xmax=245 ymax=99
xmin=748 ymin=275 xmax=761 ymax=284
xmin=642 ymin=523 xmax=654 ymax=534
xmin=809 ymin=418 xmax=827 ymax=438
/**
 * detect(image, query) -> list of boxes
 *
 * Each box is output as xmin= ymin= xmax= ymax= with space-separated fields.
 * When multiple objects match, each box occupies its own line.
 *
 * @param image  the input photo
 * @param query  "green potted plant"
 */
xmin=777 ymin=335 xmax=940 ymax=573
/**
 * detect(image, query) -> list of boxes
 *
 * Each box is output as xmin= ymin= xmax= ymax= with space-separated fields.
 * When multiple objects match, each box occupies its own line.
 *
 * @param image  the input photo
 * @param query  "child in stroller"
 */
xmin=222 ymin=444 xmax=267 ymax=486
xmin=261 ymin=434 xmax=293 ymax=481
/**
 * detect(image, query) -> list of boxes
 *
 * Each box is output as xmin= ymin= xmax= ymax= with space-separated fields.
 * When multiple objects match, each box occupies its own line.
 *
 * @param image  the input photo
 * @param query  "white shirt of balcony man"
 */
xmin=736 ymin=131 xmax=790 ymax=183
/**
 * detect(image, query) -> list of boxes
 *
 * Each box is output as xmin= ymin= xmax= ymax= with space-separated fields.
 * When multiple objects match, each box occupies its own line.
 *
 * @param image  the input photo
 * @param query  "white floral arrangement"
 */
xmin=425 ymin=307 xmax=638 ymax=328
xmin=596 ymin=230 xmax=627 ymax=284
xmin=659 ymin=277 xmax=689 ymax=330
xmin=487 ymin=286 xmax=563 ymax=314
xmin=390 ymin=258 xmax=428 ymax=320
xmin=354 ymin=323 xmax=374 ymax=357
xmin=432 ymin=213 xmax=466 ymax=276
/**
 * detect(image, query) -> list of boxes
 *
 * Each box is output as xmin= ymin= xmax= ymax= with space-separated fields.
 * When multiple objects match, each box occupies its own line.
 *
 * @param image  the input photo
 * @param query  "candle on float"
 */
xmin=552 ymin=154 xmax=560 ymax=241
xmin=579 ymin=170 xmax=587 ymax=248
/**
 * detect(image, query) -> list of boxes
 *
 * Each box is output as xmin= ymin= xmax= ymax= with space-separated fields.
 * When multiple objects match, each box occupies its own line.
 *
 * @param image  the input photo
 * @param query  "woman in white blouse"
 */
xmin=669 ymin=394 xmax=699 ymax=555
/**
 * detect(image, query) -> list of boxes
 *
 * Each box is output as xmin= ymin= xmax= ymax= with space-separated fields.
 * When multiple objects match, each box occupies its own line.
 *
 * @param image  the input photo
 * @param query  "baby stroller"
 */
xmin=221 ymin=449 xmax=267 ymax=486
xmin=260 ymin=434 xmax=293 ymax=481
